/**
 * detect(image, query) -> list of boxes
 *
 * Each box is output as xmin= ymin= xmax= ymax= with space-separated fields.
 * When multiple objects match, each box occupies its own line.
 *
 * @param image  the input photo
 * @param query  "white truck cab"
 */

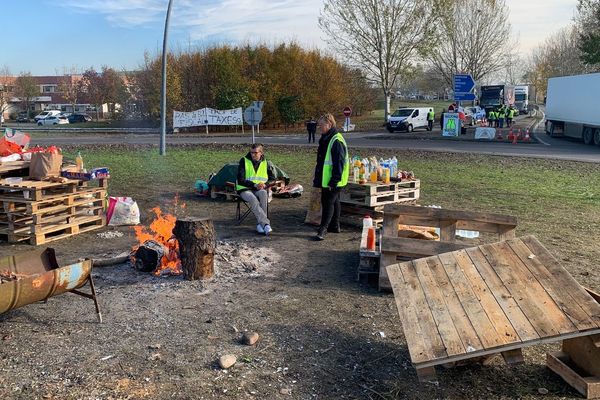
xmin=386 ymin=107 xmax=431 ymax=133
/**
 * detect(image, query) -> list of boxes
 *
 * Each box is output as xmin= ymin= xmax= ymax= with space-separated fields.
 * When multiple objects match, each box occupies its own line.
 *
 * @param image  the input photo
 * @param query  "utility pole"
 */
xmin=159 ymin=0 xmax=174 ymax=156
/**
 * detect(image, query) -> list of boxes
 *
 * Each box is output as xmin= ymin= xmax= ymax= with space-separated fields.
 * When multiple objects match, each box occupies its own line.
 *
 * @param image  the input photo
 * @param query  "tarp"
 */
xmin=208 ymin=162 xmax=290 ymax=187
xmin=475 ymin=127 xmax=496 ymax=140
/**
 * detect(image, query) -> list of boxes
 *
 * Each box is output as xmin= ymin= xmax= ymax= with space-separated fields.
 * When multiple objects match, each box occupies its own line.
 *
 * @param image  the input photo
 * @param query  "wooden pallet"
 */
xmin=0 ymin=178 xmax=82 ymax=201
xmin=5 ymin=215 xmax=106 ymax=245
xmin=0 ymin=161 xmax=29 ymax=177
xmin=340 ymin=203 xmax=384 ymax=228
xmin=379 ymin=204 xmax=517 ymax=291
xmin=387 ymin=235 xmax=600 ymax=382
xmin=2 ymin=187 xmax=106 ymax=214
xmin=341 ymin=180 xmax=420 ymax=207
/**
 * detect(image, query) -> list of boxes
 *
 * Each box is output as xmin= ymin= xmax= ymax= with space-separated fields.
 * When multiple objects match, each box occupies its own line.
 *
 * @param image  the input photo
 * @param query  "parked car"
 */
xmin=37 ymin=115 xmax=69 ymax=126
xmin=467 ymin=106 xmax=486 ymax=125
xmin=68 ymin=113 xmax=92 ymax=123
xmin=386 ymin=107 xmax=430 ymax=132
xmin=16 ymin=112 xmax=30 ymax=123
xmin=34 ymin=110 xmax=62 ymax=122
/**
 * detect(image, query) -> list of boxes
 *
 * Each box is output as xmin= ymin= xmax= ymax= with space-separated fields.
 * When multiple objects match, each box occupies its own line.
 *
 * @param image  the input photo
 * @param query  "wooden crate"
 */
xmin=341 ymin=180 xmax=420 ymax=207
xmin=547 ymin=351 xmax=600 ymax=399
xmin=5 ymin=215 xmax=106 ymax=245
xmin=379 ymin=204 xmax=517 ymax=291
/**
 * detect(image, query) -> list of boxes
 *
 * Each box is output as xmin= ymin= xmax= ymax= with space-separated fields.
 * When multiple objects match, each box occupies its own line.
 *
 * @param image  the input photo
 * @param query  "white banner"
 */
xmin=173 ymin=107 xmax=243 ymax=128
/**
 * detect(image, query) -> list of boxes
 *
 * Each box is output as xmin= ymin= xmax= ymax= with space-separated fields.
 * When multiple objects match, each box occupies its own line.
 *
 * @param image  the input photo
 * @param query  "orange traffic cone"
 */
xmin=511 ymin=130 xmax=518 ymax=144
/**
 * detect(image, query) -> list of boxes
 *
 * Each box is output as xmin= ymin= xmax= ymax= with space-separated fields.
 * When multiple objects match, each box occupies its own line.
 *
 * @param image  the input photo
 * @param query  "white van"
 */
xmin=34 ymin=110 xmax=62 ymax=122
xmin=386 ymin=107 xmax=431 ymax=132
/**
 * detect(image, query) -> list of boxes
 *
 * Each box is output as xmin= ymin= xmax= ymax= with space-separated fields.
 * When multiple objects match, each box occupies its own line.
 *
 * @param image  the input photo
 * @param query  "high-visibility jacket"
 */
xmin=497 ymin=110 xmax=506 ymax=119
xmin=427 ymin=111 xmax=435 ymax=121
xmin=322 ymin=133 xmax=349 ymax=188
xmin=508 ymin=109 xmax=515 ymax=118
xmin=236 ymin=157 xmax=268 ymax=191
xmin=488 ymin=111 xmax=496 ymax=120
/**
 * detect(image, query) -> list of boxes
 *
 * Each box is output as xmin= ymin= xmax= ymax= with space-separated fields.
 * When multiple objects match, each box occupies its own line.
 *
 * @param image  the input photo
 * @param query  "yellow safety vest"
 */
xmin=237 ymin=158 xmax=268 ymax=191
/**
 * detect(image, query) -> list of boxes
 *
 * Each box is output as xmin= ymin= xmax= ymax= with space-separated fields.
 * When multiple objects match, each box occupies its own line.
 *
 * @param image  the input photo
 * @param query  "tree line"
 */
xmin=127 ymin=43 xmax=377 ymax=127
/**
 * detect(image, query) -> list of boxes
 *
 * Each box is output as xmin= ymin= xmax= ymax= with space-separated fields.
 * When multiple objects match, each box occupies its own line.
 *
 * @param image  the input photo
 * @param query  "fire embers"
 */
xmin=132 ymin=207 xmax=182 ymax=276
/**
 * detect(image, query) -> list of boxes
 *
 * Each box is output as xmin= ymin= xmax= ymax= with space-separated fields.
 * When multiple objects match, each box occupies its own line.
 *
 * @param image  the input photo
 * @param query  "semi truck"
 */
xmin=514 ymin=85 xmax=529 ymax=115
xmin=479 ymin=85 xmax=515 ymax=114
xmin=545 ymin=73 xmax=600 ymax=146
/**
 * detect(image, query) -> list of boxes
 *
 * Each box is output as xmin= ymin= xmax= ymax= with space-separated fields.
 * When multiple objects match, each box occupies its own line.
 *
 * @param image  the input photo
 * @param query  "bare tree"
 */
xmin=58 ymin=67 xmax=82 ymax=114
xmin=14 ymin=72 xmax=39 ymax=117
xmin=429 ymin=0 xmax=512 ymax=86
xmin=319 ymin=0 xmax=444 ymax=121
xmin=0 ymin=66 xmax=13 ymax=122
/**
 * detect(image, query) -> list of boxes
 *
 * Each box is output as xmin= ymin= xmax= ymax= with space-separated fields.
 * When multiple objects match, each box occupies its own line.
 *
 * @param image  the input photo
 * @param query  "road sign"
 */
xmin=343 ymin=106 xmax=352 ymax=117
xmin=244 ymin=106 xmax=263 ymax=125
xmin=442 ymin=113 xmax=460 ymax=137
xmin=251 ymin=101 xmax=265 ymax=110
xmin=454 ymin=92 xmax=477 ymax=101
xmin=454 ymin=74 xmax=475 ymax=93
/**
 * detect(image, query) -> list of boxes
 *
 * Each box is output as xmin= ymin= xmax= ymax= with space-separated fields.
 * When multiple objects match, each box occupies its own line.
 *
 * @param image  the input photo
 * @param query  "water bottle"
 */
xmin=391 ymin=156 xmax=398 ymax=178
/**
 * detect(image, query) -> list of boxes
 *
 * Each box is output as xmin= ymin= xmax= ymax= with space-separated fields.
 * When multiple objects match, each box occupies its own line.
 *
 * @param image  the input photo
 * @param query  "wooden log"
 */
xmin=173 ymin=217 xmax=216 ymax=280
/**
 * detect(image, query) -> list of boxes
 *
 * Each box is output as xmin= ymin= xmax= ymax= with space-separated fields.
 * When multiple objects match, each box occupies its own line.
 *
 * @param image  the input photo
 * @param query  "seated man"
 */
xmin=236 ymin=143 xmax=276 ymax=235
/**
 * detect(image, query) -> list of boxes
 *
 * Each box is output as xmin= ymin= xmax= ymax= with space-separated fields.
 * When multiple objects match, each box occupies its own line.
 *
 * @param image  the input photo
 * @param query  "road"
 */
xmin=27 ymin=115 xmax=600 ymax=163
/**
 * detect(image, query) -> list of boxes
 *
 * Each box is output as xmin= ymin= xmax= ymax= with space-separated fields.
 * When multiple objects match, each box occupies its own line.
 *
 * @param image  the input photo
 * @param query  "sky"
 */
xmin=1 ymin=0 xmax=579 ymax=76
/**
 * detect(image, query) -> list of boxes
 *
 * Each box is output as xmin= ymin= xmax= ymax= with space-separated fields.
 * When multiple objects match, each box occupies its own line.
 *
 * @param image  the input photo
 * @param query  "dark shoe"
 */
xmin=315 ymin=228 xmax=326 ymax=241
xmin=328 ymin=225 xmax=341 ymax=233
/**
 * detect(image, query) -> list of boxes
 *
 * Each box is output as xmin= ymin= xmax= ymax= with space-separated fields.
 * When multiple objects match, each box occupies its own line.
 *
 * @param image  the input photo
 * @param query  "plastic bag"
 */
xmin=3 ymin=128 xmax=30 ymax=149
xmin=107 ymin=197 xmax=140 ymax=226
xmin=0 ymin=137 xmax=22 ymax=157
xmin=304 ymin=188 xmax=322 ymax=226
xmin=194 ymin=180 xmax=209 ymax=196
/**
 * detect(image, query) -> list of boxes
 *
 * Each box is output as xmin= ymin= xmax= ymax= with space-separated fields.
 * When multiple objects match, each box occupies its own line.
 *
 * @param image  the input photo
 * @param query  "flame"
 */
xmin=133 ymin=206 xmax=182 ymax=276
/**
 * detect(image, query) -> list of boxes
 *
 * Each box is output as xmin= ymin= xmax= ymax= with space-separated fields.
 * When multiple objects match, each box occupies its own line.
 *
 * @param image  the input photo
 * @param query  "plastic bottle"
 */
xmin=360 ymin=216 xmax=373 ymax=250
xmin=391 ymin=156 xmax=398 ymax=177
xmin=353 ymin=166 xmax=359 ymax=183
xmin=76 ymin=151 xmax=84 ymax=172
xmin=367 ymin=226 xmax=376 ymax=250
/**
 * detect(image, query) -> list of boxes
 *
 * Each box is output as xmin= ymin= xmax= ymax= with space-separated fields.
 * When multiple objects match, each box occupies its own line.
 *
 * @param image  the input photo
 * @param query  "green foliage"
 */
xmin=215 ymin=87 xmax=251 ymax=110
xmin=277 ymin=95 xmax=304 ymax=128
xmin=580 ymin=32 xmax=600 ymax=65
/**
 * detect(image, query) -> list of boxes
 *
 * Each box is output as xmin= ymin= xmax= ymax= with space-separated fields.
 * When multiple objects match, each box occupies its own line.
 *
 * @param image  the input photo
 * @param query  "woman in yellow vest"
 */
xmin=237 ymin=143 xmax=276 ymax=235
xmin=312 ymin=113 xmax=350 ymax=241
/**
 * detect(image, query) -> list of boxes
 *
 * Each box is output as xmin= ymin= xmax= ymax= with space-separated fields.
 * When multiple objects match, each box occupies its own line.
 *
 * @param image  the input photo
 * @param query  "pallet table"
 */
xmin=340 ymin=180 xmax=419 ymax=228
xmin=386 ymin=235 xmax=600 ymax=382
xmin=379 ymin=204 xmax=517 ymax=291
xmin=0 ymin=161 xmax=29 ymax=177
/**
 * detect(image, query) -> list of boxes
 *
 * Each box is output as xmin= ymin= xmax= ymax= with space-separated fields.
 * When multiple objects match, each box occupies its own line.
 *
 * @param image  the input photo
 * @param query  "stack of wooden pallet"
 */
xmin=340 ymin=180 xmax=420 ymax=227
xmin=0 ymin=178 xmax=107 ymax=245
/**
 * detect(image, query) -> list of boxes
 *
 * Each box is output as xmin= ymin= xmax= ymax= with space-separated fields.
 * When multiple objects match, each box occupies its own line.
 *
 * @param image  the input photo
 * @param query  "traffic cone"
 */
xmin=511 ymin=130 xmax=518 ymax=144
xmin=496 ymin=129 xmax=503 ymax=140
xmin=507 ymin=129 xmax=514 ymax=142
xmin=523 ymin=129 xmax=531 ymax=141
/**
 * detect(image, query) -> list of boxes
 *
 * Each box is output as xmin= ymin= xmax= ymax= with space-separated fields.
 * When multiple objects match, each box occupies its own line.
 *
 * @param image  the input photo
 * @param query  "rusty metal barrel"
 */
xmin=0 ymin=248 xmax=92 ymax=315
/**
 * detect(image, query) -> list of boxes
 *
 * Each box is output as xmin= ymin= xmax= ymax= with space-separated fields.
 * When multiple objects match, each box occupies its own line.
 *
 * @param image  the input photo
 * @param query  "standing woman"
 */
xmin=313 ymin=113 xmax=350 ymax=240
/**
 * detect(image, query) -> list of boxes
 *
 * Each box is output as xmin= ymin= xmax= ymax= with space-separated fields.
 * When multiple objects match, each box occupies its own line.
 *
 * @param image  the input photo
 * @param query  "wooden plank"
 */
xmin=507 ymin=238 xmax=599 ymax=331
xmin=437 ymin=252 xmax=509 ymax=349
xmin=387 ymin=264 xmax=436 ymax=365
xmin=520 ymin=236 xmax=600 ymax=328
xmin=498 ymin=226 xmax=516 ymax=240
xmin=438 ymin=219 xmax=457 ymax=242
xmin=379 ymin=212 xmax=400 ymax=291
xmin=563 ymin=336 xmax=600 ymax=377
xmin=381 ymin=237 xmax=471 ymax=258
xmin=425 ymin=256 xmax=485 ymax=352
xmin=383 ymin=204 xmax=518 ymax=227
xmin=411 ymin=257 xmax=466 ymax=357
xmin=452 ymin=250 xmax=522 ymax=344
xmin=547 ymin=351 xmax=600 ymax=399
xmin=465 ymin=247 xmax=540 ymax=341
xmin=415 ymin=366 xmax=437 ymax=382
xmin=480 ymin=242 xmax=576 ymax=336
xmin=501 ymin=348 xmax=524 ymax=364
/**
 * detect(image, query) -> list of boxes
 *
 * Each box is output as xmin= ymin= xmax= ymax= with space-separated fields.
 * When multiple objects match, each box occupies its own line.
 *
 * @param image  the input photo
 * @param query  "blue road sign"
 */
xmin=454 ymin=92 xmax=477 ymax=101
xmin=454 ymin=74 xmax=475 ymax=93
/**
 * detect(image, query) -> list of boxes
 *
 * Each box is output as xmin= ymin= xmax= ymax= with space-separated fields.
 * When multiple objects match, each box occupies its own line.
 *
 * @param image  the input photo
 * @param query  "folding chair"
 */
xmin=225 ymin=182 xmax=269 ymax=225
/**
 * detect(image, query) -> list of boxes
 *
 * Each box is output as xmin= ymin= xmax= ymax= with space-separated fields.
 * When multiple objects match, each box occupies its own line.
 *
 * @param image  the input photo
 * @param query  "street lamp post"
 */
xmin=160 ymin=0 xmax=174 ymax=156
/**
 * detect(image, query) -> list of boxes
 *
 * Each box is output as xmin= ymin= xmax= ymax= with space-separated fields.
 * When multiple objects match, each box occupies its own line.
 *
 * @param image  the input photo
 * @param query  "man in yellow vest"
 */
xmin=506 ymin=106 xmax=515 ymax=128
xmin=237 ymin=143 xmax=276 ymax=235
xmin=427 ymin=109 xmax=435 ymax=131
xmin=313 ymin=113 xmax=350 ymax=241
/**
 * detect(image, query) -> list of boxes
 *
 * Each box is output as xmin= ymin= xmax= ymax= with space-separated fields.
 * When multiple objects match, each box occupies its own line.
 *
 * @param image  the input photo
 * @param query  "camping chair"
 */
xmin=225 ymin=182 xmax=269 ymax=225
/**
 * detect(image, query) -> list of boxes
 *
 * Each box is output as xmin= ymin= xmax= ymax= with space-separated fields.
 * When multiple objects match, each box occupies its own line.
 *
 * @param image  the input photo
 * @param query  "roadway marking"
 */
xmin=531 ymin=110 xmax=551 ymax=146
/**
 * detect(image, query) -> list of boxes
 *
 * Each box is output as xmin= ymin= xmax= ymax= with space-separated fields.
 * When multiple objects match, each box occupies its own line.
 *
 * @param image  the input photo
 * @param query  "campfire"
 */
xmin=132 ymin=207 xmax=182 ymax=276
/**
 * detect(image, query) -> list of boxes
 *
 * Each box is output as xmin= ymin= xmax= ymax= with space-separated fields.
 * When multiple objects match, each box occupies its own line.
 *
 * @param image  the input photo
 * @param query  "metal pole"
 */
xmin=252 ymin=125 xmax=255 ymax=144
xmin=159 ymin=0 xmax=174 ymax=156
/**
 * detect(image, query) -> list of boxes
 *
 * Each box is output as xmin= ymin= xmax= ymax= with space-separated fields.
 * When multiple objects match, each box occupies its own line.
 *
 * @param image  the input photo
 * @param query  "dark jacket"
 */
xmin=237 ymin=153 xmax=276 ymax=192
xmin=313 ymin=127 xmax=347 ymax=189
xmin=306 ymin=120 xmax=317 ymax=134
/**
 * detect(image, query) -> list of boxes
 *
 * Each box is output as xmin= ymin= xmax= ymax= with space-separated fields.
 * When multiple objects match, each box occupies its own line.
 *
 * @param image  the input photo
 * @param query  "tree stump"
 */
xmin=173 ymin=217 xmax=216 ymax=280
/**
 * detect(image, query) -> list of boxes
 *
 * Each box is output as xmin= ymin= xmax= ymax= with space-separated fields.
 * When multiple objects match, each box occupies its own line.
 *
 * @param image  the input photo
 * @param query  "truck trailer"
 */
xmin=545 ymin=73 xmax=600 ymax=145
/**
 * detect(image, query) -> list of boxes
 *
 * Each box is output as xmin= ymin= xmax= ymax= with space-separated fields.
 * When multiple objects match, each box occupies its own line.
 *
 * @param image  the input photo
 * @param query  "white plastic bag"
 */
xmin=107 ymin=197 xmax=140 ymax=226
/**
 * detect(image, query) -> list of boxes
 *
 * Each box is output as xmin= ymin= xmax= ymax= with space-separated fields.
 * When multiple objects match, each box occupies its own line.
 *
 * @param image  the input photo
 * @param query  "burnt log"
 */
xmin=173 ymin=217 xmax=216 ymax=280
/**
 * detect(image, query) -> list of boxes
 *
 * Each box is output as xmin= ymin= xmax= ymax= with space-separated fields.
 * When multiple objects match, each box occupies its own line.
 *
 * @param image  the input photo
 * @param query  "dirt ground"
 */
xmin=0 ymin=150 xmax=598 ymax=399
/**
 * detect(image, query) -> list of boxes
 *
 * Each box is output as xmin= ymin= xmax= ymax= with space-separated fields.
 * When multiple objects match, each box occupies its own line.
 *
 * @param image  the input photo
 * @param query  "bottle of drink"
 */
xmin=367 ymin=226 xmax=376 ymax=250
xmin=353 ymin=166 xmax=359 ymax=183
xmin=360 ymin=215 xmax=373 ymax=250
xmin=391 ymin=156 xmax=398 ymax=178
xmin=75 ymin=151 xmax=84 ymax=172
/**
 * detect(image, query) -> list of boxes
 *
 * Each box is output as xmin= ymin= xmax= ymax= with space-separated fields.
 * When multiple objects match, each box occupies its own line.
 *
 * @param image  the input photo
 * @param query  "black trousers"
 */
xmin=427 ymin=120 xmax=433 ymax=130
xmin=308 ymin=131 xmax=315 ymax=143
xmin=319 ymin=187 xmax=341 ymax=231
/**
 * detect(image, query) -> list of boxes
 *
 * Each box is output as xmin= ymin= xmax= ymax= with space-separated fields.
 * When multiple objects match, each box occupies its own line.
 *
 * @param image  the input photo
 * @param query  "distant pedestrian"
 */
xmin=497 ymin=107 xmax=505 ymax=129
xmin=306 ymin=117 xmax=317 ymax=143
xmin=507 ymin=107 xmax=515 ymax=127
xmin=488 ymin=110 xmax=496 ymax=127
xmin=440 ymin=109 xmax=444 ymax=130
xmin=427 ymin=109 xmax=435 ymax=131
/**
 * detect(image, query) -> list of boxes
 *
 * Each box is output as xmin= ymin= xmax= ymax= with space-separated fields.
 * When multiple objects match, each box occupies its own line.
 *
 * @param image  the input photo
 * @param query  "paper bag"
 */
xmin=29 ymin=153 xmax=63 ymax=180
xmin=304 ymin=188 xmax=322 ymax=226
